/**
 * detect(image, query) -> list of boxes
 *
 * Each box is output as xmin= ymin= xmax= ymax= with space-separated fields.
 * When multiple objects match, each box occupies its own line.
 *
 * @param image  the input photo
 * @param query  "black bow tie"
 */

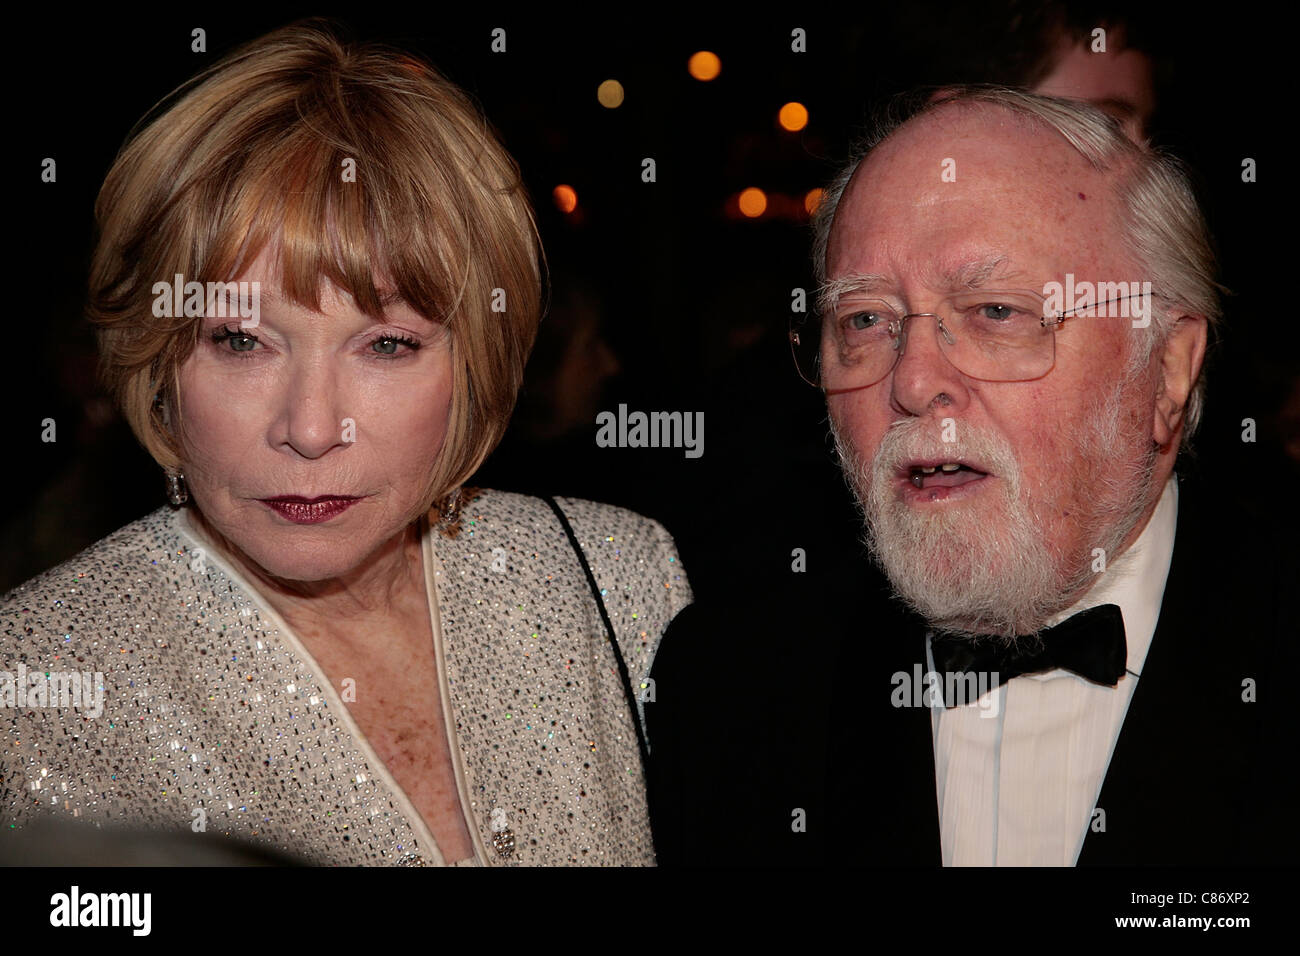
xmin=928 ymin=604 xmax=1128 ymax=708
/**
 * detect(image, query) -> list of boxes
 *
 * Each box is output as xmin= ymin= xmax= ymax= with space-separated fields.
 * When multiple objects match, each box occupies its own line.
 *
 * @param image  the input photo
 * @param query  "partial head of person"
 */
xmin=1032 ymin=17 xmax=1155 ymax=142
xmin=88 ymin=20 xmax=543 ymax=587
xmin=802 ymin=86 xmax=1217 ymax=641
xmin=905 ymin=1 xmax=1161 ymax=141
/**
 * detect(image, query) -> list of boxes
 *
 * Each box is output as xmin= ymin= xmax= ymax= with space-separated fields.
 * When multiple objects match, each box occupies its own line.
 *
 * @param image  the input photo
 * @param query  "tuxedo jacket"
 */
xmin=646 ymin=472 xmax=1297 ymax=866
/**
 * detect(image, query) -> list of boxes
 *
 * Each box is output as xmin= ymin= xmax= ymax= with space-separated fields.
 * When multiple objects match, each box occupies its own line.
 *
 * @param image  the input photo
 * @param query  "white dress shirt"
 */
xmin=927 ymin=475 xmax=1179 ymax=866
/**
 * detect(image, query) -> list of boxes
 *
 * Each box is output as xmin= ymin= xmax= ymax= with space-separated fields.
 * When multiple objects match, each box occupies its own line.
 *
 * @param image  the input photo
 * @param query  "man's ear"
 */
xmin=1152 ymin=313 xmax=1208 ymax=449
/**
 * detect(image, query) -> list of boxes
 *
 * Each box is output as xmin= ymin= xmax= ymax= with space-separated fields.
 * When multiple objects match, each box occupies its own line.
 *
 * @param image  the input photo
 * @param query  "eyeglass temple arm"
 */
xmin=1043 ymin=291 xmax=1161 ymax=328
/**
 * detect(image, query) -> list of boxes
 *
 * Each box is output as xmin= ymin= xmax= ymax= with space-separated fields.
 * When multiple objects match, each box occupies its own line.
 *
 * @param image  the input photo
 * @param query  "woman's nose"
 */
xmin=278 ymin=362 xmax=350 ymax=459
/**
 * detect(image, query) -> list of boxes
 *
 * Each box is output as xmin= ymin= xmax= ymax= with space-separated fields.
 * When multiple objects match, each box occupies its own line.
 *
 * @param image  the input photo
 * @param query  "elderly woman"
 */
xmin=0 ymin=22 xmax=690 ymax=866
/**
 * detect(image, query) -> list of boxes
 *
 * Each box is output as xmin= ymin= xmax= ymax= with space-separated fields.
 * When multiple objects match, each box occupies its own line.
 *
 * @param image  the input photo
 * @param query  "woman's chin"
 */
xmin=241 ymin=548 xmax=366 ymax=586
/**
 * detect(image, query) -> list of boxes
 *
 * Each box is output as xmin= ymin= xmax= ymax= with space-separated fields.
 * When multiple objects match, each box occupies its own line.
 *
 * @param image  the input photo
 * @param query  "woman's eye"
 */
xmin=371 ymin=335 xmax=421 ymax=356
xmin=211 ymin=326 xmax=259 ymax=352
xmin=209 ymin=328 xmax=422 ymax=359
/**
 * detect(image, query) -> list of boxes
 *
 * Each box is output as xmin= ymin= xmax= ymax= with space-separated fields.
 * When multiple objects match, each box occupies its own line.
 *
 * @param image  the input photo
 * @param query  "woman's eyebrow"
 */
xmin=370 ymin=290 xmax=446 ymax=326
xmin=249 ymin=287 xmax=439 ymax=323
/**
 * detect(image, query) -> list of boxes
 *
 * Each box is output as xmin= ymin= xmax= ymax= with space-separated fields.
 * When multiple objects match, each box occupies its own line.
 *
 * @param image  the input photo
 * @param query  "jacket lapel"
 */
xmin=888 ymin=627 xmax=943 ymax=865
xmin=1077 ymin=478 xmax=1258 ymax=864
xmin=829 ymin=573 xmax=942 ymax=865
xmin=430 ymin=506 xmax=618 ymax=865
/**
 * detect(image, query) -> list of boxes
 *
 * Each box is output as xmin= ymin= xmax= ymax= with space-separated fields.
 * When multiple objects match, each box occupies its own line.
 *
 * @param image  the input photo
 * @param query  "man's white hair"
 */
xmin=811 ymin=85 xmax=1224 ymax=445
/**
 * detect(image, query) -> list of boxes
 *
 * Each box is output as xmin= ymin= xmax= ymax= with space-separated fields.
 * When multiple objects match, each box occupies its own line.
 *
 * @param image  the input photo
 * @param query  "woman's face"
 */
xmin=175 ymin=245 xmax=454 ymax=583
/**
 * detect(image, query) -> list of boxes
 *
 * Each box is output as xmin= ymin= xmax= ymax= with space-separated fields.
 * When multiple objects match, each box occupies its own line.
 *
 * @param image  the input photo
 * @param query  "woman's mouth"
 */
xmin=259 ymin=496 xmax=363 ymax=524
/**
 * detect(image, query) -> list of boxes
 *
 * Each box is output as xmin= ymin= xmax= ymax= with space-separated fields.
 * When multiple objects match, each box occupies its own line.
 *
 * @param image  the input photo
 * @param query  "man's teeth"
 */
xmin=910 ymin=463 xmax=966 ymax=488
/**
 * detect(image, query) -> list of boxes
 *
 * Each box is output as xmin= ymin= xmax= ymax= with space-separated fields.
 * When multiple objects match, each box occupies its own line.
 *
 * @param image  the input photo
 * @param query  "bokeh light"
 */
xmin=597 ymin=79 xmax=625 ymax=108
xmin=688 ymin=51 xmax=721 ymax=81
xmin=779 ymin=102 xmax=809 ymax=132
xmin=738 ymin=187 xmax=767 ymax=218
xmin=552 ymin=184 xmax=578 ymax=214
xmin=804 ymin=188 xmax=823 ymax=215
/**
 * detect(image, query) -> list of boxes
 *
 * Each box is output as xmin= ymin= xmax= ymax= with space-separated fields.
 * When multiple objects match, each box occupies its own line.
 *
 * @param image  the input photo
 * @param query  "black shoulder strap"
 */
xmin=543 ymin=496 xmax=652 ymax=770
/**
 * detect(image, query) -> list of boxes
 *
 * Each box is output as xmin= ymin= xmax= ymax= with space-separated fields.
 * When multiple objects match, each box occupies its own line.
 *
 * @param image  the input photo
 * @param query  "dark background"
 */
xmin=6 ymin=3 xmax=1295 ymax=599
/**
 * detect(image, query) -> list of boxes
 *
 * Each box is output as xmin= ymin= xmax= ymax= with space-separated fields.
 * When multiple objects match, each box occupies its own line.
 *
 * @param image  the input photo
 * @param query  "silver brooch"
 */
xmin=489 ymin=807 xmax=515 ymax=858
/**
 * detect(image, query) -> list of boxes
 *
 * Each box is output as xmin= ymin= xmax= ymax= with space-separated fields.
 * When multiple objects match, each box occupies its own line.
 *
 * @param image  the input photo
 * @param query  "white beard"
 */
xmin=832 ymin=376 xmax=1158 ymax=643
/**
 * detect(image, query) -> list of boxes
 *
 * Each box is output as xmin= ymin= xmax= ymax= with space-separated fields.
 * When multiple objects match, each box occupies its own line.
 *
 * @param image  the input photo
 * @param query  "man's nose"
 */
xmin=889 ymin=313 xmax=970 ymax=416
xmin=277 ymin=361 xmax=349 ymax=459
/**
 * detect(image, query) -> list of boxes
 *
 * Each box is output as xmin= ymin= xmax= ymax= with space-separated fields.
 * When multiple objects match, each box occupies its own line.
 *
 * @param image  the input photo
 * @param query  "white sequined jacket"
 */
xmin=0 ymin=490 xmax=691 ymax=865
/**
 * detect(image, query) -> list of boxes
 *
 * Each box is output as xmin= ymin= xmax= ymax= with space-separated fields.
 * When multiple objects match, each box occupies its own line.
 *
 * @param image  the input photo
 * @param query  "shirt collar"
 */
xmin=1040 ymin=474 xmax=1179 ymax=677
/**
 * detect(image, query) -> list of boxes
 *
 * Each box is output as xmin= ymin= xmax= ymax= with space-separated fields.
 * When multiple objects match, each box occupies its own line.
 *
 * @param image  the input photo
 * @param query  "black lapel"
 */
xmin=827 ymin=568 xmax=942 ymax=865
xmin=886 ymin=626 xmax=943 ymax=865
xmin=1077 ymin=476 xmax=1262 ymax=864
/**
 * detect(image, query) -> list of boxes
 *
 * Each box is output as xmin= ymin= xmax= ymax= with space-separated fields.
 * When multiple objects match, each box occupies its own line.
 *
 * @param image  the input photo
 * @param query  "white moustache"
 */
xmin=869 ymin=419 xmax=1020 ymax=487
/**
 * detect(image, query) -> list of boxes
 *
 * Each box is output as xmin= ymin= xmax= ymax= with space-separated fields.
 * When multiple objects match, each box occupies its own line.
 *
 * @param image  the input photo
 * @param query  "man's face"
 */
xmin=824 ymin=105 xmax=1161 ymax=639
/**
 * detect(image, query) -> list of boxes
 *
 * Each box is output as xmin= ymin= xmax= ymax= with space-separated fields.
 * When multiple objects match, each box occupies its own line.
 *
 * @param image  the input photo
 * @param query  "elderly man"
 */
xmin=807 ymin=87 xmax=1201 ymax=648
xmin=647 ymin=86 xmax=1293 ymax=868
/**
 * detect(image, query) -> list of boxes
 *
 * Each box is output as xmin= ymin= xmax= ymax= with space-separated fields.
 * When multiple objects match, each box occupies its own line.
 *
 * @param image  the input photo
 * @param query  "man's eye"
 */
xmin=844 ymin=311 xmax=885 ymax=331
xmin=977 ymin=304 xmax=1017 ymax=321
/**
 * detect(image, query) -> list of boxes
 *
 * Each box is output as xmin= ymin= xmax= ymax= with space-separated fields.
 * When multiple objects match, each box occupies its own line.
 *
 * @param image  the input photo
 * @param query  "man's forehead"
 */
xmin=833 ymin=254 xmax=1021 ymax=289
xmin=828 ymin=107 xmax=1118 ymax=284
xmin=874 ymin=101 xmax=1059 ymax=157
xmin=853 ymin=103 xmax=1103 ymax=196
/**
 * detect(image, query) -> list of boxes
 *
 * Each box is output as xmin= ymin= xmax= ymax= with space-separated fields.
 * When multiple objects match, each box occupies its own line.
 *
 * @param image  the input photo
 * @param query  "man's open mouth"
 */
xmin=903 ymin=461 xmax=989 ymax=490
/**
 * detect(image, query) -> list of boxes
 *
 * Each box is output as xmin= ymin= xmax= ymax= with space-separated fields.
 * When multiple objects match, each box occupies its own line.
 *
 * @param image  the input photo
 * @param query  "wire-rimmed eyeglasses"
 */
xmin=789 ymin=289 xmax=1154 ymax=391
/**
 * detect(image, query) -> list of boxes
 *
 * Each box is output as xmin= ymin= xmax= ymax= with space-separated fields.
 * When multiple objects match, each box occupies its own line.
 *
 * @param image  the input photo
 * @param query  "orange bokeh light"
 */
xmin=688 ymin=51 xmax=721 ymax=81
xmin=552 ymin=184 xmax=578 ymax=214
xmin=804 ymin=188 xmax=824 ymax=215
xmin=597 ymin=79 xmax=624 ymax=108
xmin=738 ymin=187 xmax=767 ymax=218
xmin=779 ymin=102 xmax=809 ymax=132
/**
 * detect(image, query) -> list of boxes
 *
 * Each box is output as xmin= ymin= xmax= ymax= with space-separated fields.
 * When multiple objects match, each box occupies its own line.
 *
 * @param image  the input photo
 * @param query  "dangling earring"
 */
xmin=155 ymin=390 xmax=187 ymax=506
xmin=165 ymin=469 xmax=188 ymax=507
xmin=435 ymin=487 xmax=464 ymax=535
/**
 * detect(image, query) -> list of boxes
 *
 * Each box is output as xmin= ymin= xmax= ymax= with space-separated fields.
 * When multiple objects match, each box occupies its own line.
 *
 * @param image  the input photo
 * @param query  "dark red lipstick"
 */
xmin=259 ymin=495 xmax=363 ymax=524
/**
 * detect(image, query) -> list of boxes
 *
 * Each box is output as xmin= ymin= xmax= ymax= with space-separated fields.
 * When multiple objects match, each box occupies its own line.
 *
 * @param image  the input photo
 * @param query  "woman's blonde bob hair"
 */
xmin=89 ymin=19 xmax=544 ymax=518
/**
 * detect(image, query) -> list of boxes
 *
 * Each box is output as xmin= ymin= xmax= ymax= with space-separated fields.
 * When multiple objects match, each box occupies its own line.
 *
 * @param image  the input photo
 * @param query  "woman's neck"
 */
xmin=184 ymin=506 xmax=429 ymax=648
